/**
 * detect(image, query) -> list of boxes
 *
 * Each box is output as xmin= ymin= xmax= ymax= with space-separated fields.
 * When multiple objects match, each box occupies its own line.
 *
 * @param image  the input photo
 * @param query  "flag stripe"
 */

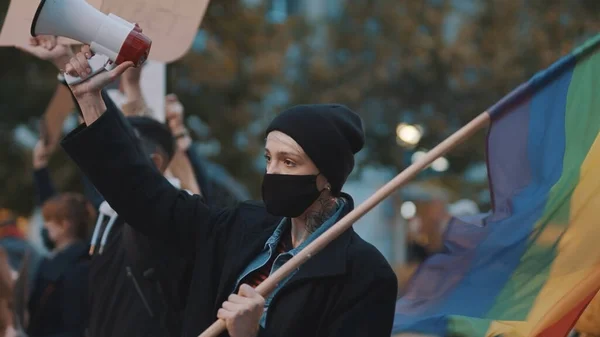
xmin=393 ymin=33 xmax=600 ymax=337
xmin=482 ymin=60 xmax=575 ymax=321
xmin=527 ymin=51 xmax=600 ymax=331
xmin=535 ymin=290 xmax=598 ymax=337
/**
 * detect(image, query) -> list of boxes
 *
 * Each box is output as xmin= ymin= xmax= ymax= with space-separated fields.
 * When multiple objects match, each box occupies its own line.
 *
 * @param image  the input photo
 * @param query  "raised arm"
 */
xmin=165 ymin=94 xmax=206 ymax=197
xmin=32 ymin=140 xmax=57 ymax=205
xmin=59 ymin=45 xmax=235 ymax=257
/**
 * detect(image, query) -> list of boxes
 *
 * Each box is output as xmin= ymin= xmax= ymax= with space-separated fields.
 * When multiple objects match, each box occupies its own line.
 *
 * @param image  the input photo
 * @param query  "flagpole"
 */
xmin=198 ymin=111 xmax=492 ymax=337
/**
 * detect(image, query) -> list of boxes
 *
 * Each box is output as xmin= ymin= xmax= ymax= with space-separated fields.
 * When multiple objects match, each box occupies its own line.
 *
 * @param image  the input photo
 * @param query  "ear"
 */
xmin=316 ymin=174 xmax=331 ymax=192
xmin=150 ymin=153 xmax=165 ymax=172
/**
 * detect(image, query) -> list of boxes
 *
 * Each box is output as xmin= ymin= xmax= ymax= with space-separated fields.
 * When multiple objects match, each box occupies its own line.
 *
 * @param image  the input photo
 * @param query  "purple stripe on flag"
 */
xmin=486 ymin=98 xmax=533 ymax=221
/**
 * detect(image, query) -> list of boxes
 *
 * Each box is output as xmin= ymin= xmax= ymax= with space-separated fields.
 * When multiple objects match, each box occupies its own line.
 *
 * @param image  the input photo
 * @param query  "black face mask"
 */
xmin=261 ymin=173 xmax=323 ymax=218
xmin=41 ymin=227 xmax=56 ymax=251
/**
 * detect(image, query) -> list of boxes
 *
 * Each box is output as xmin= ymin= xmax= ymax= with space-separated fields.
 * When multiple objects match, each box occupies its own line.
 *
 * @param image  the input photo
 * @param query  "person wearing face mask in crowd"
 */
xmin=21 ymin=35 xmax=206 ymax=337
xmin=58 ymin=46 xmax=398 ymax=337
xmin=31 ymin=110 xmax=195 ymax=337
xmin=85 ymin=115 xmax=195 ymax=337
xmin=27 ymin=193 xmax=94 ymax=337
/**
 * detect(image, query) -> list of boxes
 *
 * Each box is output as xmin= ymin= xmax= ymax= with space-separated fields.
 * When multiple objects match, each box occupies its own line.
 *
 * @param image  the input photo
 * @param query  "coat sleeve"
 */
xmin=60 ymin=98 xmax=236 ymax=258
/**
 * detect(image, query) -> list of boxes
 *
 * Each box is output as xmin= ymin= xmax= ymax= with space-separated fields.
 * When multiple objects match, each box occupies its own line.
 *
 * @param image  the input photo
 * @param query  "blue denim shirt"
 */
xmin=232 ymin=198 xmax=346 ymax=327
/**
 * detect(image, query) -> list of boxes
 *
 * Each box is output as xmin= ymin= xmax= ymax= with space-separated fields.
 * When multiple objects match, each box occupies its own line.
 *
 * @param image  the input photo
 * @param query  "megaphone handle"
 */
xmin=63 ymin=54 xmax=111 ymax=85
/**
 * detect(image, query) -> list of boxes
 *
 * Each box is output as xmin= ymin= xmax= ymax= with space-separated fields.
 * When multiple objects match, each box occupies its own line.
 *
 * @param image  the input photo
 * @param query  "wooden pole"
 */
xmin=198 ymin=111 xmax=492 ymax=337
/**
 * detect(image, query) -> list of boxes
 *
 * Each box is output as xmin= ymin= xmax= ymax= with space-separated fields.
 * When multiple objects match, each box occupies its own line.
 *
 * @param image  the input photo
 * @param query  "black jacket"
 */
xmin=61 ymin=100 xmax=398 ymax=337
xmin=27 ymin=242 xmax=89 ymax=337
xmin=85 ymin=213 xmax=191 ymax=337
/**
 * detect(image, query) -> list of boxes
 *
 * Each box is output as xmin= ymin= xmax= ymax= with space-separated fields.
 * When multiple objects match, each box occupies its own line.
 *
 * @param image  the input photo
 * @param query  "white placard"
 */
xmin=105 ymin=60 xmax=166 ymax=121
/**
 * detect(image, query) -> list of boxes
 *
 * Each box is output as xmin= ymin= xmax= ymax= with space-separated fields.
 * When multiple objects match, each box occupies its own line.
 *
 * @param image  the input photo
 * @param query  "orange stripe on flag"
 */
xmin=536 ymin=290 xmax=598 ymax=337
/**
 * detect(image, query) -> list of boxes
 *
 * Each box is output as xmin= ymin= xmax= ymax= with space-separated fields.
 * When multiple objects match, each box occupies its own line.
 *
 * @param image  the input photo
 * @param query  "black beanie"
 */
xmin=127 ymin=116 xmax=176 ymax=161
xmin=265 ymin=104 xmax=365 ymax=195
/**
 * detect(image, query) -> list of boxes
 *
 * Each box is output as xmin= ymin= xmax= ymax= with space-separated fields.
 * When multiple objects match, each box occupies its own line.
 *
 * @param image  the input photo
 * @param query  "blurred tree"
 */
xmin=0 ymin=0 xmax=599 ymax=215
xmin=168 ymin=0 xmax=302 ymax=197
xmin=282 ymin=0 xmax=600 ymax=206
xmin=0 ymin=0 xmax=78 ymax=215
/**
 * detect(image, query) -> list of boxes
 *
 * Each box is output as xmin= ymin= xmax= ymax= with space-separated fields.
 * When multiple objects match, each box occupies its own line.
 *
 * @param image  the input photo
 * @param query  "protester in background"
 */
xmin=29 ymin=87 xmax=197 ymax=337
xmin=164 ymin=94 xmax=207 ymax=198
xmin=26 ymin=193 xmax=93 ymax=337
xmin=19 ymin=35 xmax=248 ymax=210
xmin=0 ymin=211 xmax=43 ymax=332
xmin=61 ymin=46 xmax=398 ymax=337
xmin=0 ymin=210 xmax=34 ymax=274
xmin=86 ymin=115 xmax=193 ymax=337
xmin=165 ymin=93 xmax=251 ymax=208
xmin=20 ymin=35 xmax=208 ymax=337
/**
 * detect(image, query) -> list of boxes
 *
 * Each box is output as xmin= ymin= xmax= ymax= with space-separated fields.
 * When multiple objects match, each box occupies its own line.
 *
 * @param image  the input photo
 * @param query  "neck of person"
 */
xmin=53 ymin=237 xmax=77 ymax=253
xmin=290 ymin=192 xmax=338 ymax=248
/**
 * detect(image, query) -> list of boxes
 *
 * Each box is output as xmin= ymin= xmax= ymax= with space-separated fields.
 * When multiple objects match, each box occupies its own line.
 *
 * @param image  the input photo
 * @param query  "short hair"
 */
xmin=135 ymin=129 xmax=169 ymax=161
xmin=127 ymin=116 xmax=175 ymax=166
xmin=41 ymin=193 xmax=96 ymax=241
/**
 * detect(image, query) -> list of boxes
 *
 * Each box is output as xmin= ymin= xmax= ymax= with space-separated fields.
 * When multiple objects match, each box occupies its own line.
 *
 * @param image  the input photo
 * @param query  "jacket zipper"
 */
xmin=126 ymin=266 xmax=155 ymax=317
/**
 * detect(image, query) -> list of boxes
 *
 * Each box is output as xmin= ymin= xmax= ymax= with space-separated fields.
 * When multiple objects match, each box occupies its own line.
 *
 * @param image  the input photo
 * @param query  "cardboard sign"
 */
xmin=0 ymin=0 xmax=103 ymax=46
xmin=99 ymin=0 xmax=209 ymax=62
xmin=139 ymin=60 xmax=166 ymax=121
xmin=1 ymin=0 xmax=210 ymax=63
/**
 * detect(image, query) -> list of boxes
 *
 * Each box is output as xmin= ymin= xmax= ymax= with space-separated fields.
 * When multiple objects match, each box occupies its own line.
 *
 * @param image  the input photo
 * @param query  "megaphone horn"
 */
xmin=31 ymin=0 xmax=152 ymax=85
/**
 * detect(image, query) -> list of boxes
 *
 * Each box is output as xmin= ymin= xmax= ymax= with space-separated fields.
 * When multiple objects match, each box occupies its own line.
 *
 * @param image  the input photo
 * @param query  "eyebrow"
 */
xmin=265 ymin=149 xmax=302 ymax=159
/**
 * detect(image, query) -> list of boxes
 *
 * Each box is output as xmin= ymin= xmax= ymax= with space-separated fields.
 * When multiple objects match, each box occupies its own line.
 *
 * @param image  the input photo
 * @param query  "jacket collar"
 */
xmin=286 ymin=193 xmax=354 ymax=283
xmin=226 ymin=193 xmax=355 ymax=289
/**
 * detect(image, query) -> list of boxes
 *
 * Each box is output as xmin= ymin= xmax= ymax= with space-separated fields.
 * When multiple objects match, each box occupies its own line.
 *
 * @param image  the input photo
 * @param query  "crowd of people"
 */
xmin=0 ymin=31 xmax=399 ymax=337
xmin=1 ymin=29 xmax=599 ymax=337
xmin=0 ymin=32 xmax=257 ymax=337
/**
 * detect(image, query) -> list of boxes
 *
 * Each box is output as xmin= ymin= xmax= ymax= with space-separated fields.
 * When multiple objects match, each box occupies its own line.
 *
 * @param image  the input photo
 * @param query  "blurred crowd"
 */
xmin=0 ymin=35 xmax=249 ymax=337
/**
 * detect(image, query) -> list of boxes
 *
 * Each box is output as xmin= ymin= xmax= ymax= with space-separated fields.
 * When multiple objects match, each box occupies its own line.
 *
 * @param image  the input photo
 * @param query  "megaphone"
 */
xmin=30 ymin=0 xmax=152 ymax=85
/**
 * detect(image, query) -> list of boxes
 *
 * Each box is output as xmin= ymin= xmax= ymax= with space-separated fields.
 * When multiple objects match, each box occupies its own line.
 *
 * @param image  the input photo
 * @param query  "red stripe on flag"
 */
xmin=536 ymin=290 xmax=598 ymax=337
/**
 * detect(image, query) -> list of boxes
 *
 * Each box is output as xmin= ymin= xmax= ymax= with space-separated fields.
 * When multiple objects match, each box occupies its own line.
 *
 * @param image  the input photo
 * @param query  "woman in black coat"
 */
xmin=60 ymin=46 xmax=398 ymax=337
xmin=27 ymin=193 xmax=94 ymax=337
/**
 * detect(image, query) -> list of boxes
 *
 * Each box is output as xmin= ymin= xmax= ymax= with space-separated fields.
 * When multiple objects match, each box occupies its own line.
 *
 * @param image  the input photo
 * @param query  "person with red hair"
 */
xmin=26 ymin=193 xmax=94 ymax=337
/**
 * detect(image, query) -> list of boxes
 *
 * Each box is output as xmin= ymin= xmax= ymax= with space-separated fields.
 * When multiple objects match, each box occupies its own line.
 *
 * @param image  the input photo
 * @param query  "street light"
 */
xmin=411 ymin=149 xmax=450 ymax=172
xmin=400 ymin=201 xmax=417 ymax=219
xmin=411 ymin=150 xmax=427 ymax=163
xmin=396 ymin=123 xmax=422 ymax=147
xmin=431 ymin=156 xmax=450 ymax=172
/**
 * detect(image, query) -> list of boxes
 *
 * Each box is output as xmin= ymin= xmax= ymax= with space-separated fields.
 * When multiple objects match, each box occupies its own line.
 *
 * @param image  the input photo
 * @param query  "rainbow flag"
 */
xmin=393 ymin=33 xmax=600 ymax=337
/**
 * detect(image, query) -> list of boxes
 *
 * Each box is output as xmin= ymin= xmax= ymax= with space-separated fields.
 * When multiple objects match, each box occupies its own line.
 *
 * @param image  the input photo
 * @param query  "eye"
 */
xmin=264 ymin=154 xmax=271 ymax=163
xmin=284 ymin=159 xmax=296 ymax=167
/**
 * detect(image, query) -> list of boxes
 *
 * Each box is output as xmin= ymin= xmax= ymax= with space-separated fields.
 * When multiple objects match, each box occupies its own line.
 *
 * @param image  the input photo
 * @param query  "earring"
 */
xmin=325 ymin=184 xmax=331 ymax=191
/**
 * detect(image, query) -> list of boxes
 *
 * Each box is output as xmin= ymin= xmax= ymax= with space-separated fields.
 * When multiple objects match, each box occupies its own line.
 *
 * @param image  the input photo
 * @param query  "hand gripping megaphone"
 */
xmin=30 ymin=0 xmax=152 ymax=85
